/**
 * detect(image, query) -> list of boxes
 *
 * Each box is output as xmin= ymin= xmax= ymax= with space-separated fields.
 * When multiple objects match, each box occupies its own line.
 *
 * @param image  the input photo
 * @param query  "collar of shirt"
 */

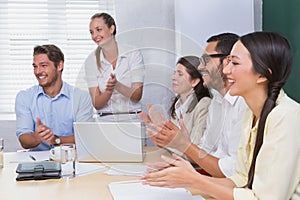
xmin=210 ymin=89 xmax=240 ymax=106
xmin=276 ymin=89 xmax=286 ymax=105
xmin=224 ymin=90 xmax=240 ymax=106
xmin=36 ymin=81 xmax=71 ymax=100
xmin=99 ymin=42 xmax=129 ymax=66
xmin=210 ymin=89 xmax=224 ymax=104
xmin=174 ymin=91 xmax=195 ymax=119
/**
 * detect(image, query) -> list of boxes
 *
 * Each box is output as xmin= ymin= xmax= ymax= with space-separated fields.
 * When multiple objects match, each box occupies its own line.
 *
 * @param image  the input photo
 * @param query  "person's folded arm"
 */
xmin=115 ymin=82 xmax=143 ymax=102
xmin=88 ymin=86 xmax=113 ymax=110
xmin=115 ymin=49 xmax=144 ymax=103
xmin=18 ymin=132 xmax=41 ymax=149
xmin=184 ymin=144 xmax=226 ymax=178
xmin=55 ymin=135 xmax=75 ymax=144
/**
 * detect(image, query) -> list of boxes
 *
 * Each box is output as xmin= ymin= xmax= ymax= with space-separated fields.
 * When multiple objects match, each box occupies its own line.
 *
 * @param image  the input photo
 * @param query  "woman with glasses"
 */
xmin=166 ymin=56 xmax=211 ymax=156
xmin=142 ymin=32 xmax=300 ymax=200
xmin=83 ymin=13 xmax=144 ymax=121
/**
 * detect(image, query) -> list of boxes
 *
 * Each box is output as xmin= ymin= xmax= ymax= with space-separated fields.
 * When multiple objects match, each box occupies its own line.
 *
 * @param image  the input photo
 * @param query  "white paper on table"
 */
xmin=75 ymin=163 xmax=106 ymax=176
xmin=108 ymin=181 xmax=197 ymax=200
xmin=104 ymin=165 xmax=149 ymax=176
xmin=10 ymin=151 xmax=50 ymax=163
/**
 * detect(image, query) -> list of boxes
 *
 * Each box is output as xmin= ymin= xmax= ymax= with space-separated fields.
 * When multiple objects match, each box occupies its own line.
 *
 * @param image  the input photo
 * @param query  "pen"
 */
xmin=29 ymin=155 xmax=36 ymax=161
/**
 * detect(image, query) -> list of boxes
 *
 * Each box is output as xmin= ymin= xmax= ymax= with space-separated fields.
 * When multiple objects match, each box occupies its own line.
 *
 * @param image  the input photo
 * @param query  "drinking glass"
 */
xmin=60 ymin=144 xmax=76 ymax=178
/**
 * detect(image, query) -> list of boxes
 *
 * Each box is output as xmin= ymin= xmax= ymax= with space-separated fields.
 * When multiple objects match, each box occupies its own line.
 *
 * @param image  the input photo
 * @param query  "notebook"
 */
xmin=74 ymin=122 xmax=144 ymax=163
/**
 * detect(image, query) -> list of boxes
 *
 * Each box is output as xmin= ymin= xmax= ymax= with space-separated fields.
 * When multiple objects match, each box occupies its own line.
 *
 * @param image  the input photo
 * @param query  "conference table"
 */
xmin=0 ymin=147 xmax=212 ymax=200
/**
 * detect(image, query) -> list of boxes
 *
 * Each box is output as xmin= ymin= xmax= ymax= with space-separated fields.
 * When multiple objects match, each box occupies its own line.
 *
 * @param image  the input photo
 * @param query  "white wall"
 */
xmin=175 ymin=0 xmax=258 ymax=56
xmin=114 ymin=0 xmax=260 ymax=113
xmin=115 ymin=0 xmax=176 ymax=115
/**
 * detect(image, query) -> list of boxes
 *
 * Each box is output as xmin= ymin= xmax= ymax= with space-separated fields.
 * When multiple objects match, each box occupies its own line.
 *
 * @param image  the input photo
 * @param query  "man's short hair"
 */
xmin=207 ymin=33 xmax=239 ymax=56
xmin=33 ymin=44 xmax=64 ymax=68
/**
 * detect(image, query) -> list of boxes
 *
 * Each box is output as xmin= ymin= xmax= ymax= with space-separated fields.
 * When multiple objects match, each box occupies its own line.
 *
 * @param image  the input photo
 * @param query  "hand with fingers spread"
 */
xmin=141 ymin=154 xmax=199 ymax=188
xmin=105 ymin=73 xmax=117 ymax=93
xmin=147 ymin=118 xmax=192 ymax=153
xmin=138 ymin=112 xmax=152 ymax=125
xmin=138 ymin=103 xmax=192 ymax=152
xmin=138 ymin=104 xmax=166 ymax=144
xmin=35 ymin=117 xmax=56 ymax=145
xmin=147 ymin=104 xmax=167 ymax=125
xmin=139 ymin=104 xmax=167 ymax=126
xmin=145 ymin=161 xmax=172 ymax=173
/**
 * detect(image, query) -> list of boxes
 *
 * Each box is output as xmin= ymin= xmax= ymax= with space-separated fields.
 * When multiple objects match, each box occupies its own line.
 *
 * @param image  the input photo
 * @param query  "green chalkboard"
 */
xmin=263 ymin=0 xmax=300 ymax=102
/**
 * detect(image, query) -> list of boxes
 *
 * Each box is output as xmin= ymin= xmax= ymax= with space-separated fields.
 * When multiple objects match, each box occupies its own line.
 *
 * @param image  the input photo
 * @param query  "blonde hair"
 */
xmin=95 ymin=46 xmax=102 ymax=72
xmin=91 ymin=13 xmax=116 ymax=72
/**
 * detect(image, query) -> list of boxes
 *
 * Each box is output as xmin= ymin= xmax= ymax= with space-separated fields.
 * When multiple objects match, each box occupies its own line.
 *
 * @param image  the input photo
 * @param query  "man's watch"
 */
xmin=54 ymin=135 xmax=61 ymax=145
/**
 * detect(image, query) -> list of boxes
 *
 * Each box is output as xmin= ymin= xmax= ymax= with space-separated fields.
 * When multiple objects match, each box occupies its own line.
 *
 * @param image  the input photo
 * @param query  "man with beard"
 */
xmin=15 ymin=44 xmax=93 ymax=151
xmin=141 ymin=33 xmax=247 ymax=178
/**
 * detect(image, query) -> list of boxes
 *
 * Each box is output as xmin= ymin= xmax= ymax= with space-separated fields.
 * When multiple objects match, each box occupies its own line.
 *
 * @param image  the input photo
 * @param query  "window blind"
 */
xmin=0 ymin=0 xmax=115 ymax=119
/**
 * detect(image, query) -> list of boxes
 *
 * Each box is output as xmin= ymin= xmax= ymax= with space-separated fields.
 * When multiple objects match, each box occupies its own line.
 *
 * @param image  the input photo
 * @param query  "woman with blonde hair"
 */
xmin=84 ymin=13 xmax=144 ymax=121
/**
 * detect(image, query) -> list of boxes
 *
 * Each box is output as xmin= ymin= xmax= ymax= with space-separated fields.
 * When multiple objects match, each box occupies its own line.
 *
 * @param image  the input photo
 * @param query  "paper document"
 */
xmin=75 ymin=163 xmax=106 ymax=176
xmin=10 ymin=151 xmax=50 ymax=163
xmin=108 ymin=181 xmax=196 ymax=200
xmin=105 ymin=165 xmax=149 ymax=176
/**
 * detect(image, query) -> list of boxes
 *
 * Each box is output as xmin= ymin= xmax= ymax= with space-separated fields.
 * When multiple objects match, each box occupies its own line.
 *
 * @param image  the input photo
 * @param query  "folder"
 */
xmin=16 ymin=161 xmax=61 ymax=181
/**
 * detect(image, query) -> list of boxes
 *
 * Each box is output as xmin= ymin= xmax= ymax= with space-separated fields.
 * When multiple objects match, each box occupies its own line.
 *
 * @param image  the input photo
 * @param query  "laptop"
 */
xmin=74 ymin=122 xmax=144 ymax=163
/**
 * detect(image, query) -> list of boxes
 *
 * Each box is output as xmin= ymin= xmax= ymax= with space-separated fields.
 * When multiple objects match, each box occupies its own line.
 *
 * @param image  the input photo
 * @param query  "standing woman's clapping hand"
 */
xmin=105 ymin=73 xmax=117 ymax=93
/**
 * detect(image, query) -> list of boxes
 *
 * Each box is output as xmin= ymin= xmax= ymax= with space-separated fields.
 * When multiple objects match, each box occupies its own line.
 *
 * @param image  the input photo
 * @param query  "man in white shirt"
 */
xmin=197 ymin=89 xmax=246 ymax=177
xmin=141 ymin=33 xmax=247 ymax=178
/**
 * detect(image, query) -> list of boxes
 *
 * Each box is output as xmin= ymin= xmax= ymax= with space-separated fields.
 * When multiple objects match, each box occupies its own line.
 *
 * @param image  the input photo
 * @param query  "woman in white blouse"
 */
xmin=142 ymin=32 xmax=300 ymax=200
xmin=84 ymin=13 xmax=144 ymax=121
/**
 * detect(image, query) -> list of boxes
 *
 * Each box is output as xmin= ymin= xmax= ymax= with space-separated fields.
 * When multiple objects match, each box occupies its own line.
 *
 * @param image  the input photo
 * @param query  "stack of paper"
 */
xmin=108 ymin=181 xmax=204 ymax=200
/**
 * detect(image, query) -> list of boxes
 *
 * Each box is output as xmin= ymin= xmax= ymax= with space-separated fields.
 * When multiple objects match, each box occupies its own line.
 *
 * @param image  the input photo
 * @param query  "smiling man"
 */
xmin=15 ymin=44 xmax=93 ymax=151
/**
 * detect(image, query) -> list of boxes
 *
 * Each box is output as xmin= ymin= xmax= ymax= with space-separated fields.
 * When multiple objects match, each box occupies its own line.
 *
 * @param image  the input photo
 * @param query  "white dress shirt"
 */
xmin=199 ymin=89 xmax=248 ymax=177
xmin=84 ymin=43 xmax=145 ymax=116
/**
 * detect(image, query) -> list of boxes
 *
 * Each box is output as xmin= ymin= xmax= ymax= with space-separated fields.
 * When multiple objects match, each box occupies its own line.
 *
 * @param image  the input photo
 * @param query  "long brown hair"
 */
xmin=240 ymin=32 xmax=293 ymax=189
xmin=169 ymin=56 xmax=210 ymax=119
xmin=90 ymin=13 xmax=116 ymax=72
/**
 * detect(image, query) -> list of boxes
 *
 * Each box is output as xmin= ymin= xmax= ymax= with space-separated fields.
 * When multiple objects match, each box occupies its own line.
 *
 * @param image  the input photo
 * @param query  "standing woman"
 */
xmin=84 ymin=13 xmax=145 ymax=121
xmin=168 ymin=56 xmax=211 ymax=155
xmin=142 ymin=32 xmax=300 ymax=199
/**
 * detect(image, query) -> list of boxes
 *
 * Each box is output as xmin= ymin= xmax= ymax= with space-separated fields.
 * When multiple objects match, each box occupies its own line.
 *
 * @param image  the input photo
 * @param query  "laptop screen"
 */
xmin=74 ymin=122 xmax=143 ymax=163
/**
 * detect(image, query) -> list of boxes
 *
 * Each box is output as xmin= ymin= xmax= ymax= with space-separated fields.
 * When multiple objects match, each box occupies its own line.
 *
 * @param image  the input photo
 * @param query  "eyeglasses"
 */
xmin=200 ymin=53 xmax=228 ymax=66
